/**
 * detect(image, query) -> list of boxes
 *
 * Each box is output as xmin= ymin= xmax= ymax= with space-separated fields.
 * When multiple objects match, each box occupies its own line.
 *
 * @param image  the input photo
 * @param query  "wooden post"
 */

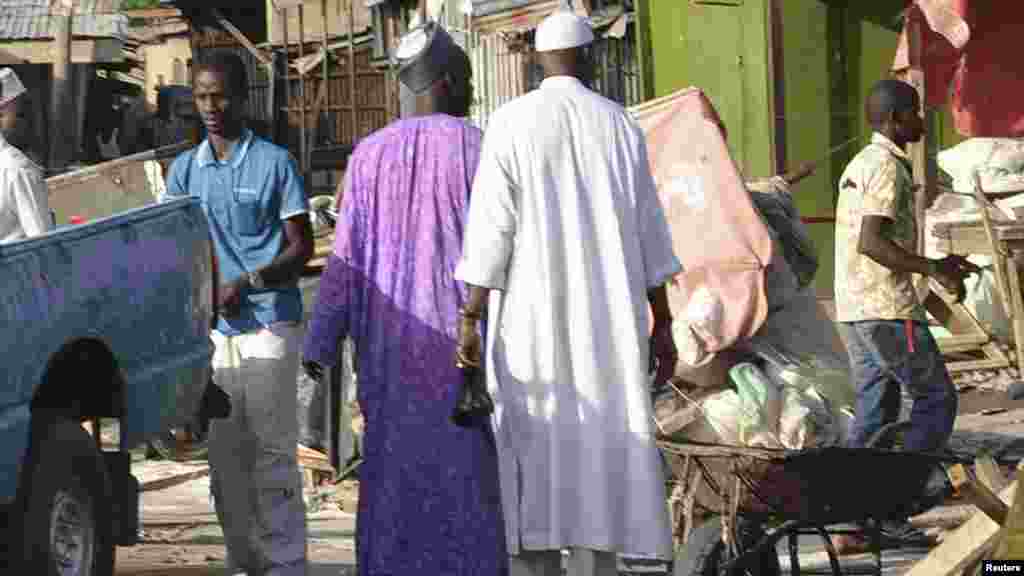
xmin=906 ymin=6 xmax=930 ymax=257
xmin=282 ymin=5 xmax=291 ymax=149
xmin=49 ymin=0 xmax=74 ymax=172
xmin=349 ymin=0 xmax=356 ymax=145
xmin=321 ymin=0 xmax=330 ymax=142
xmin=298 ymin=4 xmax=308 ymax=181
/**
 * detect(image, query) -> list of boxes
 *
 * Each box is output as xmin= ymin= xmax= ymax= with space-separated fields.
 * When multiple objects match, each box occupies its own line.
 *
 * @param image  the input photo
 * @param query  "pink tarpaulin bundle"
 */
xmin=630 ymin=88 xmax=773 ymax=352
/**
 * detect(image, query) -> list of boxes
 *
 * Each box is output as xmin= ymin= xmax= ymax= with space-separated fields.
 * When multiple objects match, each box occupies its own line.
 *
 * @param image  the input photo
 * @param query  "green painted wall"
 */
xmin=778 ymin=0 xmax=835 ymax=297
xmin=640 ymin=0 xmax=773 ymax=179
xmin=636 ymin=0 xmax=967 ymax=299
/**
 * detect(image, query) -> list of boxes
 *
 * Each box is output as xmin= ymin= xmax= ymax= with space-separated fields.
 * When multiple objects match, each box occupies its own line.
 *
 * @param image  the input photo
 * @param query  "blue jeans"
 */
xmin=838 ymin=320 xmax=958 ymax=453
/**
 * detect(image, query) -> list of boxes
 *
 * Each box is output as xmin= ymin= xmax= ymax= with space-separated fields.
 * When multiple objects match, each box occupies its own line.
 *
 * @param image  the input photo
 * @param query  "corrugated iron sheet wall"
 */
xmin=469 ymin=19 xmax=642 ymax=129
xmin=469 ymin=32 xmax=528 ymax=130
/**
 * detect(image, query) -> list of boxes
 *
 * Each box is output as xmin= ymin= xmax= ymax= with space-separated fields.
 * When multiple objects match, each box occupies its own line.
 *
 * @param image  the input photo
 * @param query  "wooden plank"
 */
xmin=977 ymin=454 xmax=1012 ymax=494
xmin=905 ymin=480 xmax=1017 ymax=576
xmin=992 ymin=465 xmax=1024 ymax=559
xmin=140 ymin=467 xmax=211 ymax=493
xmin=946 ymin=358 xmax=1012 ymax=373
xmin=948 ymin=464 xmax=1010 ymax=525
xmin=212 ymin=8 xmax=273 ymax=68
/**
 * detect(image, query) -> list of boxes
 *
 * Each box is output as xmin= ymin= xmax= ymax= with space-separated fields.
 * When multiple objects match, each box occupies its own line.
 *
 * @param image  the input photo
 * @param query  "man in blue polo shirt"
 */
xmin=162 ymin=50 xmax=313 ymax=575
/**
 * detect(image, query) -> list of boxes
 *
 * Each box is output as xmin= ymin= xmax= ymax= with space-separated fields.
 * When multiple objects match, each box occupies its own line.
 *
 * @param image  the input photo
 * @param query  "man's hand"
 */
xmin=931 ymin=255 xmax=974 ymax=303
xmin=650 ymin=321 xmax=678 ymax=389
xmin=456 ymin=314 xmax=483 ymax=369
xmin=785 ymin=161 xmax=816 ymax=185
xmin=303 ymin=360 xmax=324 ymax=383
xmin=218 ymin=277 xmax=247 ymax=317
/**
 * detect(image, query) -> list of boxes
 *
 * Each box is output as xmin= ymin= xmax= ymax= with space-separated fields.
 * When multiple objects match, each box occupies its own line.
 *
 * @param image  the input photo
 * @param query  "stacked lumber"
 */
xmin=907 ymin=456 xmax=1021 ymax=575
xmin=297 ymin=444 xmax=333 ymax=473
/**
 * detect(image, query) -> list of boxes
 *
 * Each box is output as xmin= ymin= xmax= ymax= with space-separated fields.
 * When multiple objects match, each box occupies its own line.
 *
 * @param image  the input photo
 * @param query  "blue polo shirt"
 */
xmin=164 ymin=129 xmax=310 ymax=336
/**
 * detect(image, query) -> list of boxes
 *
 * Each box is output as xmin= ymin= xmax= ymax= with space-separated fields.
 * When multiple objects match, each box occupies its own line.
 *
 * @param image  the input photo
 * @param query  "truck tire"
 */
xmin=18 ymin=417 xmax=115 ymax=576
xmin=674 ymin=516 xmax=780 ymax=576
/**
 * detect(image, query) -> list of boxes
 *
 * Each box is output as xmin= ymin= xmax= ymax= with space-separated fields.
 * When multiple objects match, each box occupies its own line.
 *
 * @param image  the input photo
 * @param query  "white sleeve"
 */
xmin=635 ymin=133 xmax=682 ymax=288
xmin=11 ymin=167 xmax=51 ymax=237
xmin=454 ymin=120 xmax=518 ymax=290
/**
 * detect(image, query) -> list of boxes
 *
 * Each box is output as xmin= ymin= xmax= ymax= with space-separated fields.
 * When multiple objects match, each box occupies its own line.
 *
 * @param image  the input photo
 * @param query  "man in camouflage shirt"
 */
xmin=832 ymin=79 xmax=972 ymax=554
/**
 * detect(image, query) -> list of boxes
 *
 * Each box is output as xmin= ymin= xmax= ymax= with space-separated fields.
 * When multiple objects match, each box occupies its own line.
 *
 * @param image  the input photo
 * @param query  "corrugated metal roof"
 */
xmin=0 ymin=0 xmax=129 ymax=41
xmin=471 ymin=0 xmax=542 ymax=19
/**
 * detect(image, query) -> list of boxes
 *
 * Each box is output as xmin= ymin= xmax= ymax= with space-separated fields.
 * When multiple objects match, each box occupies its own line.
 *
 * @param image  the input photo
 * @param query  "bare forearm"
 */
xmin=861 ymin=236 xmax=933 ymax=276
xmin=258 ymin=243 xmax=313 ymax=286
xmin=256 ymin=218 xmax=314 ymax=287
xmin=648 ymin=284 xmax=672 ymax=327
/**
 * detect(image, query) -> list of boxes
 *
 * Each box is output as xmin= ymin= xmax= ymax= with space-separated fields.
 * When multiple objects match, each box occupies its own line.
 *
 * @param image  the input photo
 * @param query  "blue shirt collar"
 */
xmin=196 ymin=128 xmax=254 ymax=169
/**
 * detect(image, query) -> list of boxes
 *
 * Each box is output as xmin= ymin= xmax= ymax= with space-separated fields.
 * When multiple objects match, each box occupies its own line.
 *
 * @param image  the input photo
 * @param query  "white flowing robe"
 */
xmin=455 ymin=76 xmax=681 ymax=560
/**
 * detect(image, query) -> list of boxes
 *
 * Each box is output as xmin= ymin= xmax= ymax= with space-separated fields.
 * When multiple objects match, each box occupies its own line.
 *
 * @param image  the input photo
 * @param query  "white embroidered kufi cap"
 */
xmin=0 ymin=68 xmax=26 ymax=108
xmin=535 ymin=2 xmax=594 ymax=53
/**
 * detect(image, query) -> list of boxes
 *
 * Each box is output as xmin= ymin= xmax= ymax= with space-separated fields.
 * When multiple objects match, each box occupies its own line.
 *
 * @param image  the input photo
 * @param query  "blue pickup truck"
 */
xmin=0 ymin=197 xmax=214 ymax=574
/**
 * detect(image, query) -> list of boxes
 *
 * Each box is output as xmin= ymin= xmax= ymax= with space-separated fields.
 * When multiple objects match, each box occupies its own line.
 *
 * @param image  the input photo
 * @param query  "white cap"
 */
xmin=535 ymin=3 xmax=594 ymax=53
xmin=0 ymin=68 xmax=26 ymax=108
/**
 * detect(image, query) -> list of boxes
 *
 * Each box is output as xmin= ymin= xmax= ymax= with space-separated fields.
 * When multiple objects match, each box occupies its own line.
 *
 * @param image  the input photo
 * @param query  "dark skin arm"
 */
xmin=219 ymin=215 xmax=315 ymax=315
xmin=648 ymin=284 xmax=677 ymax=387
xmin=780 ymin=161 xmax=817 ymax=186
xmin=859 ymin=215 xmax=974 ymax=301
xmin=454 ymin=285 xmax=490 ymax=367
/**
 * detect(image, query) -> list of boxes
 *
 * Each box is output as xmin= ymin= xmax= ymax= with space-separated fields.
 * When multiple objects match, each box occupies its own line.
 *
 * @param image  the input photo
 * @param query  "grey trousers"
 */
xmin=209 ymin=324 xmax=309 ymax=576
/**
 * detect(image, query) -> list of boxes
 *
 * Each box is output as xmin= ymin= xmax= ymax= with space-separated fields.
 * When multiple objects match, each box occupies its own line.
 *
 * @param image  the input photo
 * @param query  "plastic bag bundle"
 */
xmin=729 ymin=362 xmax=782 ymax=445
xmin=938 ymin=138 xmax=1024 ymax=194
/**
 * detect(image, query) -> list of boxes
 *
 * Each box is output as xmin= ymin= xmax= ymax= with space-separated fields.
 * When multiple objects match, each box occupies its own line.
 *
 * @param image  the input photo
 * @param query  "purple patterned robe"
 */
xmin=303 ymin=115 xmax=508 ymax=576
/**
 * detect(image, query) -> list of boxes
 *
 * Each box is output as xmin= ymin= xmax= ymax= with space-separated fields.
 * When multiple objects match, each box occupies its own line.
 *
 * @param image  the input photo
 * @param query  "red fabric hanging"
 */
xmin=950 ymin=4 xmax=1024 ymax=137
xmin=894 ymin=0 xmax=1024 ymax=137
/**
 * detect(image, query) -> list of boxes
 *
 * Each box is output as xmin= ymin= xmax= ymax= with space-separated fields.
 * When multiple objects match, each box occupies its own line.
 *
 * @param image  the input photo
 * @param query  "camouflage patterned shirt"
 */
xmin=834 ymin=133 xmax=925 ymax=323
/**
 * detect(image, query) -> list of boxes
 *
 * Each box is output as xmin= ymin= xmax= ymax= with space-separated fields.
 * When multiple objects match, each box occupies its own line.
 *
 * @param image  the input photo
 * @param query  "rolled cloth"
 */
xmin=535 ymin=2 xmax=594 ymax=52
xmin=395 ymin=21 xmax=462 ymax=94
xmin=0 ymin=68 xmax=26 ymax=108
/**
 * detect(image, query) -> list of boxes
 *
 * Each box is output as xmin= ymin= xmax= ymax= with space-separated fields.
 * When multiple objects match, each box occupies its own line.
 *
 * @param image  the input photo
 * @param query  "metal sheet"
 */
xmin=0 ymin=0 xmax=129 ymax=40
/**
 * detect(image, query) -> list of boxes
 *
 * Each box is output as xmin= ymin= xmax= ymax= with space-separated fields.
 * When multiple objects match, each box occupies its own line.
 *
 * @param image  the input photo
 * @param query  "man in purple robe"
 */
xmin=302 ymin=24 xmax=508 ymax=576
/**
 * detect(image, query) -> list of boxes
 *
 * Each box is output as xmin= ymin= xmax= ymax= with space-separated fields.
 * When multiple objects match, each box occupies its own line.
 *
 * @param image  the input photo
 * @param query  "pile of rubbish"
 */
xmin=655 ymin=177 xmax=856 ymax=451
xmin=923 ymin=137 xmax=1024 ymax=348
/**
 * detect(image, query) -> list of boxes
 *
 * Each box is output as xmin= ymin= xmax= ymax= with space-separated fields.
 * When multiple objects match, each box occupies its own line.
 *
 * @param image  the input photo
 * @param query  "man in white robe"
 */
xmin=453 ymin=5 xmax=681 ymax=575
xmin=0 ymin=68 xmax=50 ymax=243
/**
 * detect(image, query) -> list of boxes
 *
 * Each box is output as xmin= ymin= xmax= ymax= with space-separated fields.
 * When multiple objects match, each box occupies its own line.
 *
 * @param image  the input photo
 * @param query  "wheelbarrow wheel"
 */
xmin=673 ymin=516 xmax=780 ymax=576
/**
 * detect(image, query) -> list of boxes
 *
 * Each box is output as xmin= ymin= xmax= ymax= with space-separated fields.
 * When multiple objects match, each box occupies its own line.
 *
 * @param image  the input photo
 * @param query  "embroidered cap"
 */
xmin=0 ymin=68 xmax=26 ymax=108
xmin=535 ymin=2 xmax=594 ymax=53
xmin=394 ymin=21 xmax=463 ymax=94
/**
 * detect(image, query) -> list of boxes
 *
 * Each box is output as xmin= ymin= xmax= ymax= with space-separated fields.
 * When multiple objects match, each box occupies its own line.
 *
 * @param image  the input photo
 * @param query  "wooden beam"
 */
xmin=948 ymin=464 xmax=1010 ymax=525
xmin=977 ymin=455 xmax=1012 ymax=495
xmin=905 ymin=480 xmax=1017 ymax=576
xmin=121 ymin=8 xmax=183 ymax=20
xmin=905 ymin=6 xmax=930 ymax=259
xmin=991 ymin=465 xmax=1024 ymax=559
xmin=211 ymin=8 xmax=273 ymax=68
xmin=348 ymin=0 xmax=356 ymax=144
xmin=50 ymin=0 xmax=73 ymax=171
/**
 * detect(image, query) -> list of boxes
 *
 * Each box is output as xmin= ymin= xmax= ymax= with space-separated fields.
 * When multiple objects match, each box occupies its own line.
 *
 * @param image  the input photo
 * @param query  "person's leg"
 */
xmin=241 ymin=323 xmax=308 ymax=576
xmin=207 ymin=332 xmax=255 ymax=573
xmin=850 ymin=321 xmax=947 ymax=546
xmin=567 ymin=548 xmax=618 ymax=576
xmin=837 ymin=322 xmax=903 ymax=448
xmin=509 ymin=550 xmax=561 ymax=576
xmin=898 ymin=323 xmax=958 ymax=454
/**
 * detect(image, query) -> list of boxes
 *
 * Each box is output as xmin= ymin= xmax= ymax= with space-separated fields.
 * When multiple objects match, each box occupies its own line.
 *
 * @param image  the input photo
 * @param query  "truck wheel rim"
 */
xmin=50 ymin=489 xmax=95 ymax=576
